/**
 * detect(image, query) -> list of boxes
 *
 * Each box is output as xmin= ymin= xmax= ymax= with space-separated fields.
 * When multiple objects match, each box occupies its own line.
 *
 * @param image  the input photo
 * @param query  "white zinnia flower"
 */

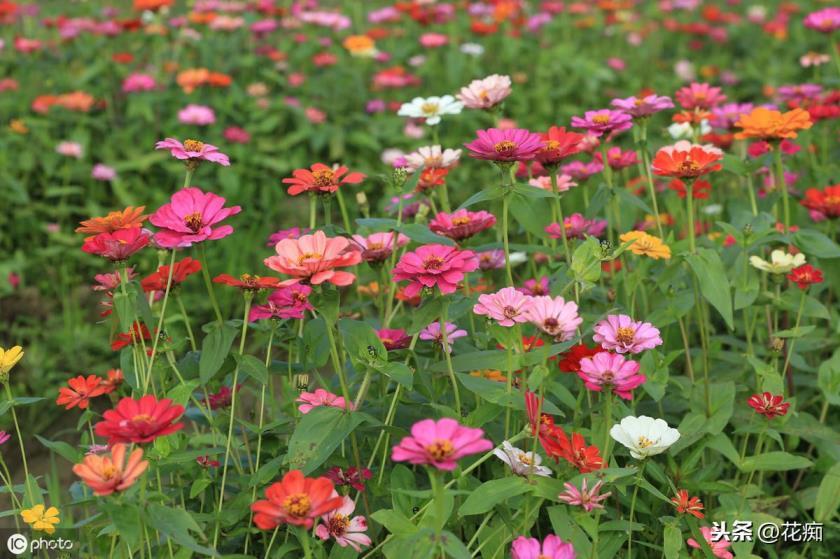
xmin=460 ymin=42 xmax=484 ymax=56
xmin=749 ymin=249 xmax=806 ymax=274
xmin=610 ymin=415 xmax=680 ymax=459
xmin=493 ymin=441 xmax=552 ymax=477
xmin=397 ymin=95 xmax=463 ymax=126
xmin=403 ymin=145 xmax=462 ymax=172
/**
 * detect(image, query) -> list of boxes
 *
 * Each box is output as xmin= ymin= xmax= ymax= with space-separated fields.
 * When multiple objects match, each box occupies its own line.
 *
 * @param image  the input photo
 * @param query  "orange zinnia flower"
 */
xmin=177 ymin=68 xmax=210 ymax=93
xmin=76 ymin=207 xmax=148 ymax=238
xmin=734 ymin=107 xmax=813 ymax=140
xmin=251 ymin=470 xmax=344 ymax=530
xmin=651 ymin=141 xmax=723 ymax=178
xmin=56 ymin=375 xmax=108 ymax=410
xmin=671 ymin=489 xmax=705 ymax=519
xmin=72 ymin=444 xmax=149 ymax=496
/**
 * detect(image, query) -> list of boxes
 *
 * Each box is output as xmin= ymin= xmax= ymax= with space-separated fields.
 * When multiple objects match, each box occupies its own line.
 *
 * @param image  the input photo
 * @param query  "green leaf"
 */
xmin=199 ymin=324 xmax=237 ymax=385
xmin=570 ymin=236 xmax=602 ymax=284
xmin=167 ymin=380 xmax=200 ymax=407
xmin=190 ymin=478 xmax=213 ymax=499
xmin=815 ymin=462 xmax=840 ymax=522
xmin=510 ymin=190 xmax=551 ymax=237
xmin=773 ymin=325 xmax=816 ymax=338
xmin=400 ymin=223 xmax=455 ymax=246
xmin=338 ymin=319 xmax=388 ymax=367
xmin=663 ymin=524 xmax=683 ymax=559
xmin=103 ymin=502 xmax=142 ymax=548
xmin=431 ymin=350 xmax=517 ymax=373
xmin=740 ymin=451 xmax=813 ymax=473
xmin=793 ymin=229 xmax=840 ymax=258
xmin=457 ymin=185 xmax=505 ymax=210
xmin=34 ymin=435 xmax=82 ymax=464
xmin=146 ymin=503 xmax=217 ymax=556
xmin=371 ymin=509 xmax=418 ymax=536
xmin=285 ymin=407 xmax=368 ymax=474
xmin=818 ymin=349 xmax=840 ymax=406
xmin=380 ymin=362 xmax=413 ymax=388
xmin=302 ymin=317 xmax=331 ymax=369
xmin=685 ymin=248 xmax=734 ymax=330
xmin=459 ymin=477 xmax=531 ymax=516
xmin=313 ymin=287 xmax=340 ymax=324
xmin=235 ymin=354 xmax=268 ymax=385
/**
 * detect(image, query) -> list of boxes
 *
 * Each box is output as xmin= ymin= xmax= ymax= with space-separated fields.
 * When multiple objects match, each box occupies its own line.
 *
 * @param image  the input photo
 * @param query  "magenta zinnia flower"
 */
xmin=593 ymin=314 xmax=662 ymax=354
xmin=82 ymin=228 xmax=151 ymax=261
xmin=392 ymin=244 xmax=479 ymax=297
xmin=804 ymin=8 xmax=840 ymax=33
xmin=511 ymin=534 xmax=576 ymax=559
xmin=150 ymin=188 xmax=241 ymax=248
xmin=517 ymin=277 xmax=550 ymax=297
xmin=525 ymin=295 xmax=582 ymax=341
xmin=351 ymin=232 xmax=410 ymax=263
xmin=155 ymin=138 xmax=231 ymax=167
xmin=464 ymin=128 xmax=543 ymax=162
xmin=391 ymin=418 xmax=493 ymax=471
xmin=377 ymin=329 xmax=411 ymax=350
xmin=473 ymin=287 xmax=534 ymax=327
xmin=558 ymin=478 xmax=612 ymax=512
xmin=571 ymin=109 xmax=633 ymax=137
xmin=429 ymin=209 xmax=496 ymax=241
xmin=594 ymin=147 xmax=638 ymax=170
xmin=578 ymin=352 xmax=646 ymax=400
xmin=249 ymin=285 xmax=313 ymax=321
xmin=610 ymin=94 xmax=674 ymax=118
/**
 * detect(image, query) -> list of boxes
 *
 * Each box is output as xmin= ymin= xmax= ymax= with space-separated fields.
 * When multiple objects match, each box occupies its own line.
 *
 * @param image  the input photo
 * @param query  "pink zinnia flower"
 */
xmin=571 ymin=109 xmax=633 ymax=137
xmin=296 ymin=389 xmax=353 ymax=414
xmin=528 ymin=175 xmax=577 ymax=193
xmin=687 ymin=526 xmax=734 ymax=559
xmin=264 ymin=231 xmax=362 ymax=287
xmin=392 ymin=244 xmax=479 ymax=297
xmin=525 ymin=296 xmax=582 ymax=341
xmin=56 ymin=141 xmax=83 ymax=159
xmin=464 ymin=128 xmax=543 ymax=162
xmin=456 ymin=74 xmax=512 ymax=110
xmin=478 ymin=250 xmax=505 ymax=270
xmin=266 ymin=227 xmax=307 ymax=247
xmin=562 ymin=160 xmax=603 ymax=180
xmin=0 ymin=431 xmax=12 ymax=445
xmin=351 ymin=232 xmax=409 ymax=263
xmin=473 ymin=287 xmax=534 ymax=327
xmin=91 ymin=164 xmax=117 ymax=182
xmin=223 ymin=126 xmax=251 ymax=144
xmin=82 ymin=228 xmax=151 ymax=261
xmin=593 ymin=314 xmax=662 ymax=354
xmin=510 ymin=534 xmax=576 ymax=559
xmin=675 ymin=82 xmax=727 ymax=110
xmin=149 ymin=187 xmax=241 ymax=249
xmin=429 ymin=209 xmax=496 ymax=241
xmin=610 ymin=94 xmax=674 ymax=118
xmin=546 ymin=213 xmax=607 ymax=239
xmin=578 ymin=352 xmax=646 ymax=400
xmin=594 ymin=147 xmax=638 ymax=170
xmin=122 ymin=73 xmax=157 ymax=93
xmin=558 ymin=478 xmax=612 ymax=512
xmin=419 ymin=322 xmax=467 ymax=353
xmin=804 ymin=8 xmax=840 ymax=33
xmin=249 ymin=285 xmax=313 ymax=321
xmin=155 ymin=138 xmax=230 ymax=166
xmin=517 ymin=277 xmax=550 ymax=297
xmin=315 ymin=492 xmax=371 ymax=551
xmin=391 ymin=418 xmax=493 ymax=471
xmin=377 ymin=329 xmax=411 ymax=350
xmin=178 ymin=104 xmax=216 ymax=126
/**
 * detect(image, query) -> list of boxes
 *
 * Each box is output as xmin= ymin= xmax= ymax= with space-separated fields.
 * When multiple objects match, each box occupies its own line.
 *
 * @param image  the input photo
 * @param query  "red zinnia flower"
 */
xmin=213 ymin=273 xmax=283 ymax=291
xmin=536 ymin=126 xmax=585 ymax=166
xmin=282 ymin=163 xmax=366 ymax=196
xmin=56 ymin=375 xmax=108 ymax=410
xmin=95 ymin=395 xmax=185 ymax=444
xmin=111 ymin=322 xmax=152 ymax=351
xmin=672 ymin=489 xmax=705 ymax=519
xmin=801 ymin=184 xmax=840 ymax=219
xmin=141 ymin=257 xmax=202 ymax=293
xmin=100 ymin=369 xmax=124 ymax=394
xmin=747 ymin=392 xmax=790 ymax=419
xmin=81 ymin=228 xmax=151 ymax=261
xmin=557 ymin=343 xmax=601 ymax=373
xmin=787 ymin=264 xmax=823 ymax=289
xmin=251 ymin=470 xmax=344 ymax=530
xmin=669 ymin=178 xmax=711 ymax=199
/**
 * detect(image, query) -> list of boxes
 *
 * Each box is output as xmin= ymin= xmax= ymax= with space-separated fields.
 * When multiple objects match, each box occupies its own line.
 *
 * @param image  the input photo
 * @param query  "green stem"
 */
xmin=627 ymin=460 xmax=647 ymax=559
xmin=637 ymin=121 xmax=665 ymax=238
xmin=602 ymin=392 xmax=613 ymax=464
xmin=550 ymin=171 xmax=572 ymax=264
xmin=781 ymin=290 xmax=806 ymax=381
xmin=685 ymin=179 xmax=697 ymax=254
xmin=143 ymin=249 xmax=178 ymax=393
xmin=308 ymin=194 xmax=317 ymax=230
xmin=773 ymin=145 xmax=791 ymax=234
xmin=440 ymin=299 xmax=462 ymax=414
xmin=198 ymin=244 xmax=224 ymax=324
xmin=335 ymin=189 xmax=352 ymax=233
xmin=4 ymin=385 xmax=34 ymax=504
xmin=176 ymin=295 xmax=197 ymax=352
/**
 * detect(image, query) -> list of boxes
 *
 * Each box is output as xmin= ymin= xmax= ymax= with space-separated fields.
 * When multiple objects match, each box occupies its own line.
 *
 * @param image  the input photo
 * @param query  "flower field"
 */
xmin=2 ymin=1 xmax=840 ymax=558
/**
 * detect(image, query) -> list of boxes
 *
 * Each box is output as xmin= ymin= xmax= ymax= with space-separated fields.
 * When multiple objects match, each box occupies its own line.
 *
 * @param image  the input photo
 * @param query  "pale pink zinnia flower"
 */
xmin=403 ymin=145 xmax=461 ymax=172
xmin=528 ymin=174 xmax=577 ymax=193
xmin=264 ymin=231 xmax=362 ymax=287
xmin=56 ymin=141 xmax=83 ymax=159
xmin=351 ymin=232 xmax=409 ymax=263
xmin=149 ymin=187 xmax=241 ymax=248
xmin=315 ymin=492 xmax=371 ymax=551
xmin=296 ymin=388 xmax=353 ymax=414
xmin=577 ymin=352 xmax=646 ymax=400
xmin=464 ymin=128 xmax=543 ymax=162
xmin=391 ymin=418 xmax=493 ymax=471
xmin=593 ymin=314 xmax=662 ymax=354
xmin=687 ymin=526 xmax=734 ymax=559
xmin=419 ymin=322 xmax=467 ymax=353
xmin=473 ymin=287 xmax=534 ymax=327
xmin=91 ymin=164 xmax=117 ymax=182
xmin=457 ymin=74 xmax=512 ymax=110
xmin=510 ymin=534 xmax=576 ymax=559
xmin=392 ymin=244 xmax=479 ymax=297
xmin=525 ymin=295 xmax=582 ymax=341
xmin=155 ymin=138 xmax=230 ymax=166
xmin=178 ymin=104 xmax=216 ymax=126
xmin=429 ymin=209 xmax=496 ymax=241
xmin=558 ymin=478 xmax=612 ymax=512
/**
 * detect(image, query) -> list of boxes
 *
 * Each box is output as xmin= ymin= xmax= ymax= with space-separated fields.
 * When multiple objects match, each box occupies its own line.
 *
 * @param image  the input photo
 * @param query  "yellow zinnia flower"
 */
xmin=620 ymin=231 xmax=672 ymax=260
xmin=0 ymin=345 xmax=23 ymax=383
xmin=21 ymin=504 xmax=60 ymax=535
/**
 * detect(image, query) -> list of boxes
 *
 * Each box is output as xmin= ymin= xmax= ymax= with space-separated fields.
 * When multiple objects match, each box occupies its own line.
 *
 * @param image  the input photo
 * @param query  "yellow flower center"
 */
xmin=592 ymin=115 xmax=611 ymax=124
xmin=132 ymin=414 xmax=154 ymax=424
xmin=283 ymin=493 xmax=311 ymax=518
xmin=423 ymin=255 xmax=445 ymax=270
xmin=679 ymin=159 xmax=701 ymax=174
xmin=503 ymin=306 xmax=519 ymax=319
xmin=183 ymin=139 xmax=205 ymax=152
xmin=312 ymin=168 xmax=335 ymax=187
xmin=297 ymin=252 xmax=323 ymax=264
xmin=494 ymin=140 xmax=517 ymax=154
xmin=616 ymin=326 xmax=636 ymax=345
xmin=451 ymin=216 xmax=472 ymax=226
xmin=329 ymin=513 xmax=350 ymax=535
xmin=101 ymin=463 xmax=118 ymax=480
xmin=517 ymin=452 xmax=533 ymax=465
xmin=637 ymin=436 xmax=655 ymax=448
xmin=184 ymin=212 xmax=203 ymax=232
xmin=425 ymin=439 xmax=455 ymax=461
xmin=421 ymin=102 xmax=440 ymax=115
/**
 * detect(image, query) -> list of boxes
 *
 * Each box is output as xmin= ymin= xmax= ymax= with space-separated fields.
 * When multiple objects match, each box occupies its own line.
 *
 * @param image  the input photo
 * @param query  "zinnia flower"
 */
xmin=155 ymin=138 xmax=230 ymax=167
xmin=610 ymin=415 xmax=680 ymax=459
xmin=403 ymin=145 xmax=461 ymax=172
xmin=787 ymin=264 xmax=823 ymax=289
xmin=804 ymin=7 xmax=840 ymax=33
xmin=747 ymin=392 xmax=790 ymax=419
xmin=282 ymin=163 xmax=365 ymax=196
xmin=141 ymin=257 xmax=202 ymax=292
xmin=314 ymin=492 xmax=372 ymax=551
xmin=149 ymin=188 xmax=241 ymax=249
xmin=493 ymin=441 xmax=552 ymax=477
xmin=397 ymin=95 xmax=463 ymax=125
xmin=72 ymin=443 xmax=148 ymax=496
xmin=178 ymin=104 xmax=215 ymax=126
xmin=473 ymin=287 xmax=535 ymax=327
xmin=76 ymin=206 xmax=148 ymax=237
xmin=536 ymin=126 xmax=585 ymax=166
xmin=351 ymin=232 xmax=409 ymax=263
xmin=296 ymin=389 xmax=353 ymax=414
xmin=593 ymin=314 xmax=663 ymax=354
xmin=578 ymin=352 xmax=646 ymax=400
xmin=419 ymin=322 xmax=468 ymax=353
xmin=687 ymin=526 xmax=734 ymax=559
xmin=672 ymin=489 xmax=704 ymax=519
xmin=456 ymin=74 xmax=512 ymax=110
xmin=651 ymin=141 xmax=723 ymax=178
xmin=91 ymin=164 xmax=117 ymax=181
xmin=801 ymin=184 xmax=840 ymax=219
xmin=524 ymin=295 xmax=582 ymax=341
xmin=734 ymin=107 xmax=813 ymax=140
xmin=56 ymin=375 xmax=107 ymax=410
xmin=376 ymin=329 xmax=411 ymax=350
xmin=557 ymin=343 xmax=601 ymax=373
xmin=251 ymin=470 xmax=344 ymax=530
xmin=558 ymin=478 xmax=612 ymax=512
xmin=81 ymin=228 xmax=151 ymax=261
xmin=213 ymin=273 xmax=282 ymax=291
xmin=571 ymin=109 xmax=633 ymax=137
xmin=324 ymin=466 xmax=372 ymax=492
xmin=249 ymin=285 xmax=313 ymax=321
xmin=0 ymin=345 xmax=24 ymax=382
xmin=264 ymin=231 xmax=362 ymax=287
xmin=464 ymin=128 xmax=544 ymax=162
xmin=611 ymin=94 xmax=674 ymax=118
xmin=392 ymin=244 xmax=478 ymax=297
xmin=429 ymin=209 xmax=496 ymax=241
xmin=21 ymin=505 xmax=60 ymax=535
xmin=391 ymin=418 xmax=493 ymax=471
xmin=749 ymin=249 xmax=805 ymax=274
xmin=94 ymin=395 xmax=185 ymax=444
xmin=510 ymin=534 xmax=576 ymax=559
xmin=619 ymin=231 xmax=672 ymax=259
